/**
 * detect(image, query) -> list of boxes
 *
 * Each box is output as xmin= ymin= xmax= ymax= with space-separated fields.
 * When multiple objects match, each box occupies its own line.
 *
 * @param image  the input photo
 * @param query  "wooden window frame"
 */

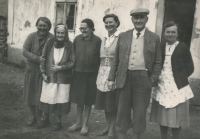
xmin=55 ymin=1 xmax=77 ymax=32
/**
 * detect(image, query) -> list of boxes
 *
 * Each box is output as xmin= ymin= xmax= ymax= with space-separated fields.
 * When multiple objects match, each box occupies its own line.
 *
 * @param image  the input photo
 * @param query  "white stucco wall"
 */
xmin=7 ymin=0 xmax=56 ymax=65
xmin=75 ymin=0 xmax=159 ymax=38
xmin=7 ymin=0 xmax=159 ymax=65
xmin=190 ymin=0 xmax=200 ymax=79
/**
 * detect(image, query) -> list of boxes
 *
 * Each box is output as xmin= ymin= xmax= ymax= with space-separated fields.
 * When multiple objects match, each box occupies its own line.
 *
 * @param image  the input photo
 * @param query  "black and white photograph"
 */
xmin=0 ymin=0 xmax=200 ymax=139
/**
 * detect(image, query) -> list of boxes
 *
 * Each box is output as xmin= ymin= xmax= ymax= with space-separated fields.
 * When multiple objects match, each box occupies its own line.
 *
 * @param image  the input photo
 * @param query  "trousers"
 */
xmin=116 ymin=70 xmax=152 ymax=134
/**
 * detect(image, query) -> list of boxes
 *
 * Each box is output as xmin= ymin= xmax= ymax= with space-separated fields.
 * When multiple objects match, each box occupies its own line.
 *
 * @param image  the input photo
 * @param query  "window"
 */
xmin=56 ymin=0 xmax=77 ymax=31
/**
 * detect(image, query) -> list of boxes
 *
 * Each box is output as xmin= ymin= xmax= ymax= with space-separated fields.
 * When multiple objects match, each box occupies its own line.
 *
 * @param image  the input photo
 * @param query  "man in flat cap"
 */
xmin=108 ymin=8 xmax=162 ymax=139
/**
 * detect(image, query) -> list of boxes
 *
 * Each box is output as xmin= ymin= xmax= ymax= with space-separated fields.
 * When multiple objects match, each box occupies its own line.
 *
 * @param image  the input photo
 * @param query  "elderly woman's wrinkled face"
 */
xmin=164 ymin=25 xmax=178 ymax=44
xmin=36 ymin=20 xmax=49 ymax=37
xmin=56 ymin=28 xmax=66 ymax=41
xmin=79 ymin=23 xmax=92 ymax=38
xmin=105 ymin=17 xmax=118 ymax=33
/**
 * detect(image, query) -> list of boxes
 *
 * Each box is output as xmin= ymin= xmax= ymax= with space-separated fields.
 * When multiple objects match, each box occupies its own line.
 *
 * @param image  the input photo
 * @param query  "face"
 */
xmin=164 ymin=25 xmax=178 ymax=44
xmin=36 ymin=20 xmax=49 ymax=37
xmin=79 ymin=23 xmax=92 ymax=38
xmin=56 ymin=28 xmax=66 ymax=41
xmin=104 ymin=17 xmax=118 ymax=33
xmin=131 ymin=15 xmax=148 ymax=32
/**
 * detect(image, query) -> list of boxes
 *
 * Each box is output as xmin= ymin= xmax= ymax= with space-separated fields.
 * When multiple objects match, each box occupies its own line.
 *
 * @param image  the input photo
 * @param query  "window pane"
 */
xmin=56 ymin=3 xmax=65 ymax=24
xmin=66 ymin=4 xmax=75 ymax=30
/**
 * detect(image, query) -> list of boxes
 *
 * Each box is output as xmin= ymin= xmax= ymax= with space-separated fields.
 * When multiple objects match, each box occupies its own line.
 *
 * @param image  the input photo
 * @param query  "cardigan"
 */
xmin=73 ymin=33 xmax=101 ymax=72
xmin=40 ymin=37 xmax=75 ymax=84
xmin=23 ymin=32 xmax=54 ymax=66
xmin=161 ymin=41 xmax=194 ymax=89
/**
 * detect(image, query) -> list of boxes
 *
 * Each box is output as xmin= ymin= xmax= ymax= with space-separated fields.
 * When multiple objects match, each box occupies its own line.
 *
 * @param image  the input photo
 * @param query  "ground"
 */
xmin=0 ymin=63 xmax=200 ymax=139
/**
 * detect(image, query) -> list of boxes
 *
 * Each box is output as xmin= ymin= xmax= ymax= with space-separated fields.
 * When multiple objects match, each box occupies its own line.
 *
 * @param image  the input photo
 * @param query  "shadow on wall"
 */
xmin=7 ymin=46 xmax=26 ymax=68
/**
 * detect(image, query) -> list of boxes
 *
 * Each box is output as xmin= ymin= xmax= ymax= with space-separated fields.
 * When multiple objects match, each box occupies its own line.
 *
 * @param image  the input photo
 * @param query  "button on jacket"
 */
xmin=108 ymin=29 xmax=162 ymax=88
xmin=73 ymin=33 xmax=102 ymax=72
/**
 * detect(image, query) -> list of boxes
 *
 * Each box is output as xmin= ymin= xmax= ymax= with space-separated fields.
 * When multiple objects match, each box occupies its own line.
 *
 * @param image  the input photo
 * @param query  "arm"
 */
xmin=151 ymin=35 xmax=162 ymax=84
xmin=22 ymin=33 xmax=41 ymax=63
xmin=96 ymin=38 xmax=102 ymax=67
xmin=40 ymin=39 xmax=50 ymax=82
xmin=182 ymin=45 xmax=194 ymax=77
xmin=60 ymin=43 xmax=75 ymax=70
xmin=108 ymin=34 xmax=121 ymax=82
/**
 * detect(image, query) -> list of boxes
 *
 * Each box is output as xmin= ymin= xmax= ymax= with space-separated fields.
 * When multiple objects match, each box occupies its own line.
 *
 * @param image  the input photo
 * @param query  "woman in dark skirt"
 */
xmin=39 ymin=24 xmax=75 ymax=131
xmin=95 ymin=14 xmax=120 ymax=139
xmin=23 ymin=17 xmax=53 ymax=127
xmin=150 ymin=21 xmax=194 ymax=139
xmin=68 ymin=19 xmax=101 ymax=135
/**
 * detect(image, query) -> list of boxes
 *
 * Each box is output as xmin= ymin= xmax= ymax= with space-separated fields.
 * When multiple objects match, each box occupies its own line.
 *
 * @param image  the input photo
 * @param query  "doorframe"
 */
xmin=155 ymin=0 xmax=165 ymax=38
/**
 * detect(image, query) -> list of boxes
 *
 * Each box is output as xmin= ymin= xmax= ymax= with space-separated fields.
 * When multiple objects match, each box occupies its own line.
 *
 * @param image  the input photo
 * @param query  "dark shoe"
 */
xmin=97 ymin=130 xmax=109 ymax=136
xmin=26 ymin=115 xmax=36 ymax=126
xmin=52 ymin=122 xmax=62 ymax=131
xmin=68 ymin=124 xmax=82 ymax=132
xmin=36 ymin=119 xmax=49 ymax=129
xmin=80 ymin=127 xmax=89 ymax=136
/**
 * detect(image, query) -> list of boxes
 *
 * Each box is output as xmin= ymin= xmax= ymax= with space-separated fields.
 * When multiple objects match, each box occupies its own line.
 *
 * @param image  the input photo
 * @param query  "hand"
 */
xmin=39 ymin=57 xmax=45 ymax=64
xmin=149 ymin=77 xmax=154 ymax=86
xmin=42 ymin=74 xmax=49 ymax=83
xmin=50 ymin=65 xmax=61 ymax=73
xmin=107 ymin=81 xmax=115 ymax=91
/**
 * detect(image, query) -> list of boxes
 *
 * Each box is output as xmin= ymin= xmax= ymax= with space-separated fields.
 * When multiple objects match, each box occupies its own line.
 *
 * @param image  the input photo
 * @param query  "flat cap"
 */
xmin=130 ymin=8 xmax=149 ymax=16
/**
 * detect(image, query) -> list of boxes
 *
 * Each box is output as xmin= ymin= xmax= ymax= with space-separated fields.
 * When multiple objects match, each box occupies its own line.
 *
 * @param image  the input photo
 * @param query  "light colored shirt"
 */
xmin=100 ymin=31 xmax=120 ymax=58
xmin=128 ymin=29 xmax=146 ymax=70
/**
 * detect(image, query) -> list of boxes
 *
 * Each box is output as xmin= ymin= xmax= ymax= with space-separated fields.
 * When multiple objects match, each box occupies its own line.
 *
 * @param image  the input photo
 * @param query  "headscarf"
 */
xmin=54 ymin=24 xmax=69 ymax=48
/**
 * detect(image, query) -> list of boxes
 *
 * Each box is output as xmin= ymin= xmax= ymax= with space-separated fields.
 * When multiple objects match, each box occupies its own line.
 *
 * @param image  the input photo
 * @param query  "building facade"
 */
xmin=1 ymin=0 xmax=200 ymax=104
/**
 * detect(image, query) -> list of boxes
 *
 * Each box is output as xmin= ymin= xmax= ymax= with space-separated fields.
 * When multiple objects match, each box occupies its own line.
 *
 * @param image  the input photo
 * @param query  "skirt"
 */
xmin=39 ymin=102 xmax=71 ymax=116
xmin=70 ymin=71 xmax=98 ymax=105
xmin=150 ymin=99 xmax=190 ymax=128
xmin=95 ymin=89 xmax=117 ymax=112
xmin=23 ymin=64 xmax=43 ymax=106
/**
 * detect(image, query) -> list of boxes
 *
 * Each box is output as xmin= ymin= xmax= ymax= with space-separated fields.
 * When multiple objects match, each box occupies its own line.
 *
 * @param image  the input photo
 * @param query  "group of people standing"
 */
xmin=23 ymin=7 xmax=194 ymax=139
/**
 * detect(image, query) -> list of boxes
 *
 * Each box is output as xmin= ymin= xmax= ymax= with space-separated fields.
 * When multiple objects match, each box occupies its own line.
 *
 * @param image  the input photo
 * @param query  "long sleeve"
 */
xmin=61 ymin=43 xmax=75 ymax=70
xmin=107 ymin=34 xmax=121 ymax=81
xmin=151 ymin=35 xmax=162 ymax=82
xmin=40 ymin=39 xmax=49 ymax=74
xmin=182 ymin=45 xmax=194 ymax=77
xmin=22 ymin=33 xmax=40 ymax=63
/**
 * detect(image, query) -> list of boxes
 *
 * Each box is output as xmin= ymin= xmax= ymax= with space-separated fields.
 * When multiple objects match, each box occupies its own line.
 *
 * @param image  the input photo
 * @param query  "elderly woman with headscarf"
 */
xmin=68 ymin=19 xmax=101 ymax=135
xmin=23 ymin=17 xmax=53 ymax=127
xmin=39 ymin=23 xmax=75 ymax=131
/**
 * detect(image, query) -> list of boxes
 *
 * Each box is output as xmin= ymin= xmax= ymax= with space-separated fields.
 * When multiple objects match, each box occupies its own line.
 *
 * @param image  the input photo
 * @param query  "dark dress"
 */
xmin=70 ymin=33 xmax=101 ymax=105
xmin=23 ymin=32 xmax=53 ymax=106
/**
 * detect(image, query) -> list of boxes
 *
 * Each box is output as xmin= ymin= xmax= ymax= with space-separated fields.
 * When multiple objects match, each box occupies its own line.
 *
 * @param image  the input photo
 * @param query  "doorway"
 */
xmin=162 ymin=0 xmax=196 ymax=47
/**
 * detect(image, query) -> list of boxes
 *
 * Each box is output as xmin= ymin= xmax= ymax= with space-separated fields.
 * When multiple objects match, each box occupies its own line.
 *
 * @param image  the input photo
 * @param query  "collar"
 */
xmin=133 ymin=28 xmax=145 ymax=38
xmin=81 ymin=32 xmax=94 ymax=41
xmin=166 ymin=41 xmax=179 ymax=46
xmin=105 ymin=30 xmax=120 ymax=39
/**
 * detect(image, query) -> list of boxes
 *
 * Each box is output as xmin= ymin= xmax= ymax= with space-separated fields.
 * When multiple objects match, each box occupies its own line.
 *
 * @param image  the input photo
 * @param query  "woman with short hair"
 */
xmin=150 ymin=21 xmax=194 ymax=139
xmin=23 ymin=17 xmax=53 ymax=127
xmin=95 ymin=14 xmax=120 ymax=139
xmin=68 ymin=19 xmax=101 ymax=136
